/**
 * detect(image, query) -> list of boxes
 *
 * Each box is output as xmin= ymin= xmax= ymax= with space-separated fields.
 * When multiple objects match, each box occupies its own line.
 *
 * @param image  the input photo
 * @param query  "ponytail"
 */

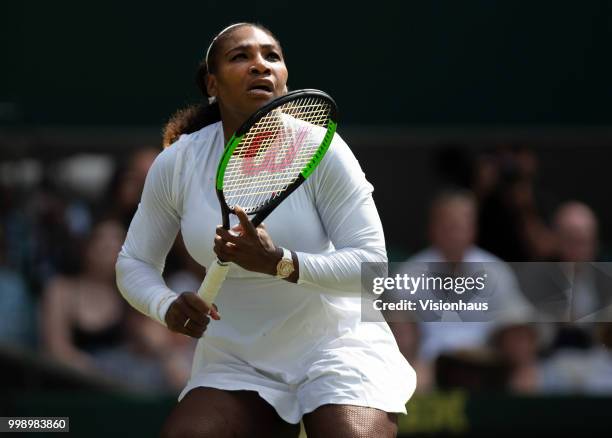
xmin=162 ymin=56 xmax=221 ymax=147
xmin=162 ymin=101 xmax=220 ymax=147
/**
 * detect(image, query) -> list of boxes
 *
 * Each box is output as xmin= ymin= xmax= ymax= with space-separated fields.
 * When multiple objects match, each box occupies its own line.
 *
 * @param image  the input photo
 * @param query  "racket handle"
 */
xmin=198 ymin=259 xmax=230 ymax=307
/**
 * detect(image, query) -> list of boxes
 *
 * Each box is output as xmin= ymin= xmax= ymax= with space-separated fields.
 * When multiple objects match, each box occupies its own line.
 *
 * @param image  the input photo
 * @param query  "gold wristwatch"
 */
xmin=276 ymin=247 xmax=295 ymax=279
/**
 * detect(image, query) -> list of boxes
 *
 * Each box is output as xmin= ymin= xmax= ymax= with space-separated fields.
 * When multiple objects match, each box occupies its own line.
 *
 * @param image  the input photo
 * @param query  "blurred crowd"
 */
xmin=0 ymin=147 xmax=201 ymax=394
xmin=1 ymin=143 xmax=611 ymax=396
xmin=391 ymin=145 xmax=612 ymax=394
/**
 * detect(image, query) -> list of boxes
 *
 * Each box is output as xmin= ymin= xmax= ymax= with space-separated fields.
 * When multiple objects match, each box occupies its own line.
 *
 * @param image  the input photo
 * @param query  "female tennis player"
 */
xmin=116 ymin=22 xmax=416 ymax=437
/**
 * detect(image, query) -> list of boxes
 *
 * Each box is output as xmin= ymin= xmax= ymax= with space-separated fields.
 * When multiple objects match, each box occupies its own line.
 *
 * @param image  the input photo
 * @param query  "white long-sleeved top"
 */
xmin=116 ymin=122 xmax=414 ymax=409
xmin=116 ymin=121 xmax=387 ymax=325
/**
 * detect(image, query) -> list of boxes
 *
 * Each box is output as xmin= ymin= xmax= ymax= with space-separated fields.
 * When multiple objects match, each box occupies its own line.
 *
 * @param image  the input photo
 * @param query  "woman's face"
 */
xmin=206 ymin=26 xmax=288 ymax=120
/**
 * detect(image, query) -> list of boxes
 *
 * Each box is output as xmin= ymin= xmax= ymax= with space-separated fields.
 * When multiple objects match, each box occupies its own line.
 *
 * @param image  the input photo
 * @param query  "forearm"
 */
xmin=296 ymin=246 xmax=387 ymax=294
xmin=115 ymin=253 xmax=178 ymax=325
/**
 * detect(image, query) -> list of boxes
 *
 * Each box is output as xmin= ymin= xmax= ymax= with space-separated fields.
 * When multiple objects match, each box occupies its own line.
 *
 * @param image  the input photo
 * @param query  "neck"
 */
xmin=222 ymin=123 xmax=237 ymax=143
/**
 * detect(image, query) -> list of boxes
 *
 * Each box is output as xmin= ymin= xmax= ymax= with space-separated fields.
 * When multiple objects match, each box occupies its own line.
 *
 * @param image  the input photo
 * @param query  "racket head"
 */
xmin=216 ymin=89 xmax=338 ymax=227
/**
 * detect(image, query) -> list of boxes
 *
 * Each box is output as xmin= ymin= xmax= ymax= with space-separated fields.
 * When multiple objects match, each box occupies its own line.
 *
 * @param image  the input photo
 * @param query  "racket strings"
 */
xmin=222 ymin=97 xmax=332 ymax=212
xmin=226 ymin=127 xmax=324 ymax=209
xmin=229 ymin=100 xmax=329 ymax=170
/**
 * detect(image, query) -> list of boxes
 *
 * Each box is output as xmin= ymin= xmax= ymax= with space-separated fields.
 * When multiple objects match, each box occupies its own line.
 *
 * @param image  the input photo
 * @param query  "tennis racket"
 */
xmin=197 ymin=89 xmax=338 ymax=307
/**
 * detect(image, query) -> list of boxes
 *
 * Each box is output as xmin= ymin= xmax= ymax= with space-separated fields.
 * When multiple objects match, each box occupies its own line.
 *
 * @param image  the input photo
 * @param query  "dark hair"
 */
xmin=162 ymin=22 xmax=282 ymax=147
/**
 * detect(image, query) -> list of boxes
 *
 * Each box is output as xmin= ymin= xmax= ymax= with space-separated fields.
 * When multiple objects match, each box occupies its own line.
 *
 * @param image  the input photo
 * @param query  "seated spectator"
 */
xmin=397 ymin=189 xmax=529 ymax=362
xmin=517 ymin=201 xmax=610 ymax=321
xmin=524 ymin=212 xmax=612 ymax=398
xmin=489 ymin=323 xmax=541 ymax=393
xmin=554 ymin=202 xmax=610 ymax=320
xmin=40 ymin=219 xmax=127 ymax=374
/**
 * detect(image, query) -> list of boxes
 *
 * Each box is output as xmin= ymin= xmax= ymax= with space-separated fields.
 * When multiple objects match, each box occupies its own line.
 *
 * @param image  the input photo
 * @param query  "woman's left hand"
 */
xmin=214 ymin=205 xmax=281 ymax=275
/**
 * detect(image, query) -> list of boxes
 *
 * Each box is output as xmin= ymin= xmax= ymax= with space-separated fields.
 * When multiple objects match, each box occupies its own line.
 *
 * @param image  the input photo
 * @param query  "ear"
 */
xmin=206 ymin=73 xmax=218 ymax=99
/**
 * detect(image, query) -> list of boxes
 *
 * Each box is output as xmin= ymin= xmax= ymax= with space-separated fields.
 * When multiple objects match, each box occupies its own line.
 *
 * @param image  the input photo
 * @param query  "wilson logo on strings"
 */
xmin=240 ymin=127 xmax=310 ymax=176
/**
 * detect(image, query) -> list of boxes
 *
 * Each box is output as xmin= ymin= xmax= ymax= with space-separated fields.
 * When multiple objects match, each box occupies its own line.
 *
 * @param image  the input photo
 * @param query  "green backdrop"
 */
xmin=2 ymin=0 xmax=611 ymax=126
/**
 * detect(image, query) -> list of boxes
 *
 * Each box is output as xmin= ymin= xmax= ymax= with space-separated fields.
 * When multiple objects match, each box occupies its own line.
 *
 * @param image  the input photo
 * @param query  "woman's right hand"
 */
xmin=165 ymin=292 xmax=220 ymax=338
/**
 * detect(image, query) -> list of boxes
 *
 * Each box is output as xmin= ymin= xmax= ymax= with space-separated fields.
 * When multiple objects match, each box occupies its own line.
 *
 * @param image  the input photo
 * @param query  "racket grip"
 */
xmin=198 ymin=259 xmax=230 ymax=308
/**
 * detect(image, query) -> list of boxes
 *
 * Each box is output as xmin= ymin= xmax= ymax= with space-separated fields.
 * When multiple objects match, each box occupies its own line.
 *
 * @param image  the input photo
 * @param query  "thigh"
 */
xmin=303 ymin=404 xmax=398 ymax=438
xmin=160 ymin=387 xmax=300 ymax=438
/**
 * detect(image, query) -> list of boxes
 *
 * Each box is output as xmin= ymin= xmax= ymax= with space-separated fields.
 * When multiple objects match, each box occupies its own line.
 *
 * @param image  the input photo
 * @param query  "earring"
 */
xmin=208 ymin=96 xmax=217 ymax=104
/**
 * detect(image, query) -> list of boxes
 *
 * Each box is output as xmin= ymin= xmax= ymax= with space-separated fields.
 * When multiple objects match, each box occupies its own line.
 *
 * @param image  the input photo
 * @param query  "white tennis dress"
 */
xmin=115 ymin=121 xmax=416 ymax=423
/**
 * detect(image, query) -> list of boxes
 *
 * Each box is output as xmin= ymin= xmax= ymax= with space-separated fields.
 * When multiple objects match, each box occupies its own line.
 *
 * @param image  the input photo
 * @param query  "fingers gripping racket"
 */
xmin=197 ymin=89 xmax=339 ymax=307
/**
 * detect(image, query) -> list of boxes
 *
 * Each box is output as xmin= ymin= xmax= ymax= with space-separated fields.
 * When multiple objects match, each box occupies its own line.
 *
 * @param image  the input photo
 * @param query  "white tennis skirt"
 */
xmin=178 ymin=307 xmax=417 ymax=424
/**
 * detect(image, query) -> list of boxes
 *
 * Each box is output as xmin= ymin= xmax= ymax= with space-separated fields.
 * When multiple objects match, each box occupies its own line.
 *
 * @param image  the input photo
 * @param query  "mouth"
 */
xmin=247 ymin=80 xmax=275 ymax=97
xmin=249 ymin=84 xmax=273 ymax=92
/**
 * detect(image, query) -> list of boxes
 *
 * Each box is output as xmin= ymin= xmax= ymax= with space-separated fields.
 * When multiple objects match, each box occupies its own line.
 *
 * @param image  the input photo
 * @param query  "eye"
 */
xmin=230 ymin=53 xmax=247 ymax=61
xmin=266 ymin=51 xmax=281 ymax=61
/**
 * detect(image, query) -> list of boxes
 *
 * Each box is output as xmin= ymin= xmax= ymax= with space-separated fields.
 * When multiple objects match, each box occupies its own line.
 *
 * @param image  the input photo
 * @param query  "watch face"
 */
xmin=277 ymin=259 xmax=294 ymax=277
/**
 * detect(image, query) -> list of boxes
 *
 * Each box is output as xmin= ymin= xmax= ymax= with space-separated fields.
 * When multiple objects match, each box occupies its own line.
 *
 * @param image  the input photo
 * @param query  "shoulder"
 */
xmin=174 ymin=121 xmax=221 ymax=148
xmin=306 ymin=130 xmax=377 ymax=202
xmin=407 ymin=247 xmax=440 ymax=262
xmin=308 ymin=130 xmax=372 ymax=196
xmin=150 ymin=122 xmax=221 ymax=176
xmin=162 ymin=122 xmax=221 ymax=158
xmin=325 ymin=131 xmax=354 ymax=160
xmin=315 ymin=131 xmax=362 ymax=176
xmin=466 ymin=246 xmax=502 ymax=262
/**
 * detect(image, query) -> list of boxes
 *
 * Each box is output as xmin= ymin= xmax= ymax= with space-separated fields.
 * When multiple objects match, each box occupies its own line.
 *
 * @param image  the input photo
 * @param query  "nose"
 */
xmin=249 ymin=53 xmax=270 ymax=75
